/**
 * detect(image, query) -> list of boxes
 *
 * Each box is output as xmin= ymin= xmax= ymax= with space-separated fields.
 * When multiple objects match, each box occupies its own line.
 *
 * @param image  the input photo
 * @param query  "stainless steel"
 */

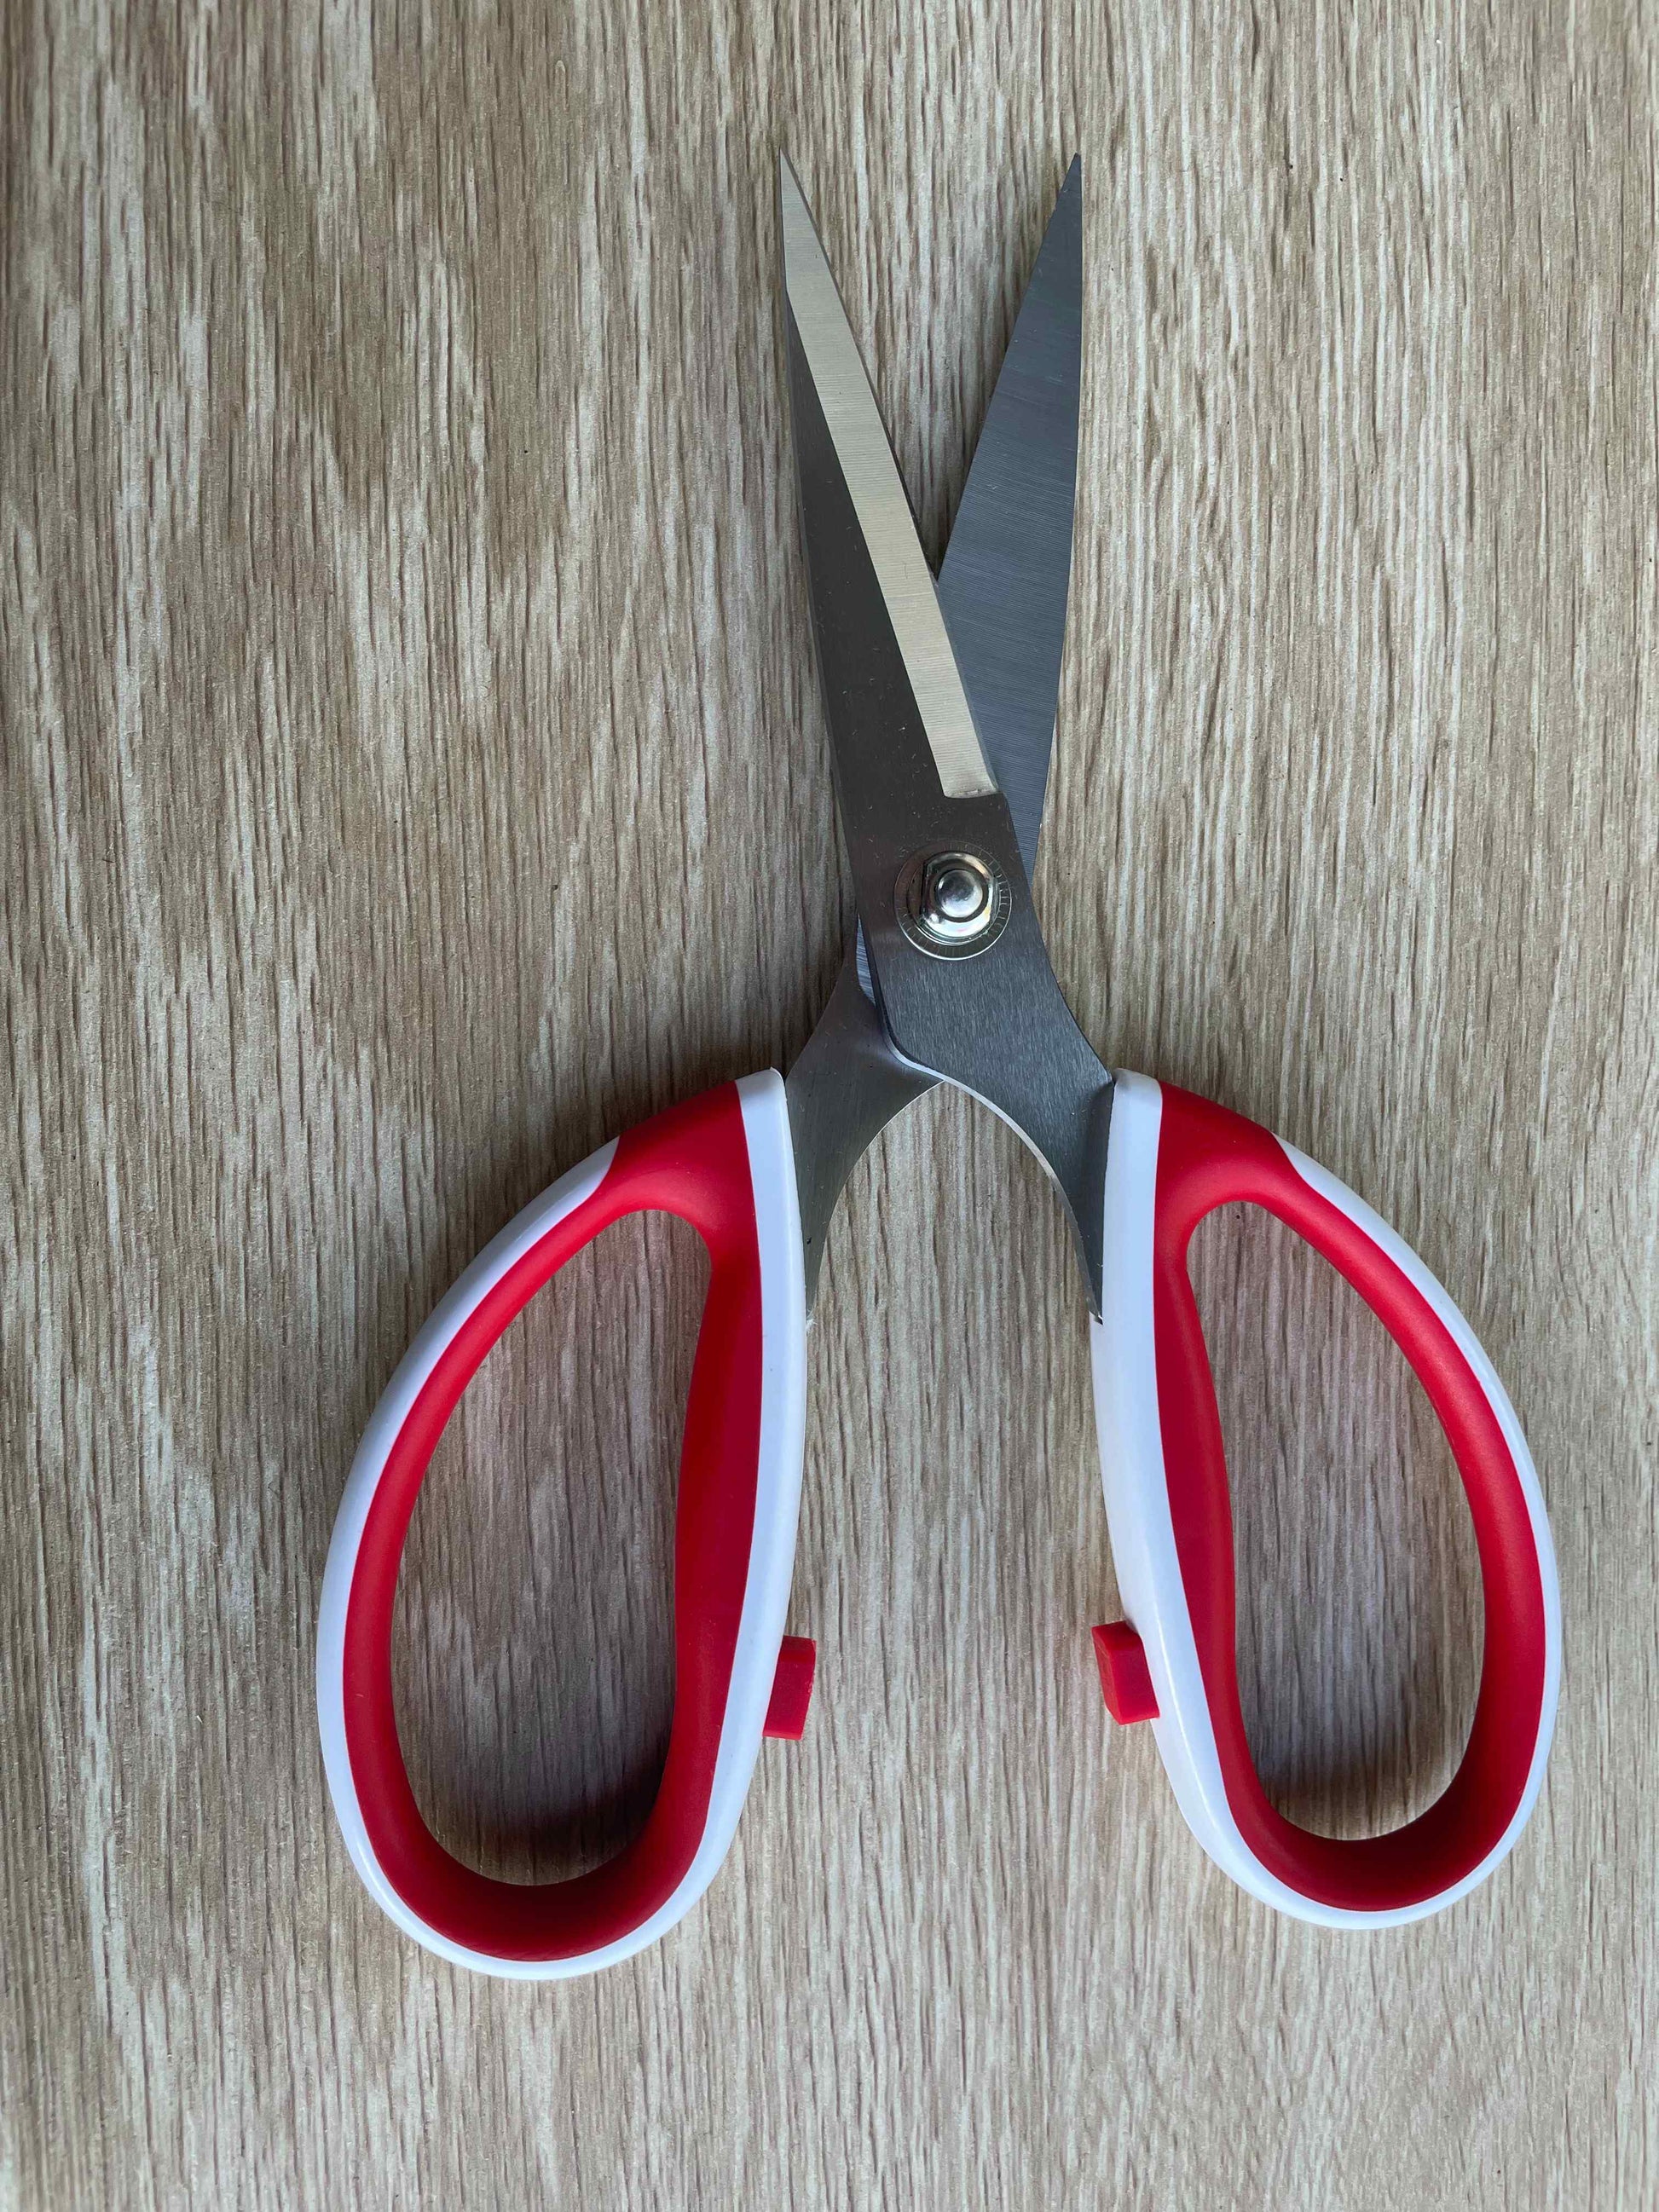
xmin=896 ymin=846 xmax=1012 ymax=957
xmin=936 ymin=159 xmax=1084 ymax=883
xmin=785 ymin=948 xmax=934 ymax=1314
xmin=925 ymin=857 xmax=990 ymax=926
xmin=781 ymin=157 xmax=1114 ymax=1314
xmin=778 ymin=159 xmax=995 ymax=801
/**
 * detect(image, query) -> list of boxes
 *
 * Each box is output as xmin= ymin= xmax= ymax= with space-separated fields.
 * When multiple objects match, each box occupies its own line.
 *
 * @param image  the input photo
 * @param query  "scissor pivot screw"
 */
xmin=929 ymin=858 xmax=988 ymax=923
xmin=897 ymin=848 xmax=1011 ymax=958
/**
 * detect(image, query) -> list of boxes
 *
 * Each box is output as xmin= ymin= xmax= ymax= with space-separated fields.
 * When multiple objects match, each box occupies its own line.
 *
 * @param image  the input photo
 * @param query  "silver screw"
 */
xmin=923 ymin=856 xmax=991 ymax=929
xmin=895 ymin=846 xmax=1010 ymax=959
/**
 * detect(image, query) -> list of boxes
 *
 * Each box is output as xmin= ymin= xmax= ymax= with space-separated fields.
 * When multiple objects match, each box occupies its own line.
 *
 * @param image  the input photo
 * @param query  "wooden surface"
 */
xmin=3 ymin=2 xmax=1655 ymax=2205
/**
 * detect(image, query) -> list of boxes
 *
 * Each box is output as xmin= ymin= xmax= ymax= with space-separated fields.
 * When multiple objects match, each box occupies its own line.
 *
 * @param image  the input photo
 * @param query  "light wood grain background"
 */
xmin=4 ymin=1 xmax=1655 ymax=2205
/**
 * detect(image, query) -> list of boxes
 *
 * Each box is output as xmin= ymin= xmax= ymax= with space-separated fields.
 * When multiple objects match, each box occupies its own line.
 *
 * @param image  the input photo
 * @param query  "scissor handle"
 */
xmin=316 ymin=1071 xmax=806 ymax=1978
xmin=1090 ymin=1072 xmax=1560 ymax=1926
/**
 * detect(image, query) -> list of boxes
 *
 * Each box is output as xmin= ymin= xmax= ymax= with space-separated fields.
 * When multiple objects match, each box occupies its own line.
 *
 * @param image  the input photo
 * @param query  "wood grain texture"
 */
xmin=3 ymin=1 xmax=1655 ymax=2204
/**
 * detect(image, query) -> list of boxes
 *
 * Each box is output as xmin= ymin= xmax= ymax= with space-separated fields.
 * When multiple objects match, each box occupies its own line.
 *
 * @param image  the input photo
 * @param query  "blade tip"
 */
xmin=777 ymin=149 xmax=807 ymax=216
xmin=777 ymin=151 xmax=813 ymax=286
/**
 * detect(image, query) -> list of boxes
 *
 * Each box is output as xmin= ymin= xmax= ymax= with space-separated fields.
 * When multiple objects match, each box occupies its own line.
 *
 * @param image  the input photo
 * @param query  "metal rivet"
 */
xmin=923 ymin=857 xmax=990 ymax=927
xmin=895 ymin=847 xmax=1011 ymax=959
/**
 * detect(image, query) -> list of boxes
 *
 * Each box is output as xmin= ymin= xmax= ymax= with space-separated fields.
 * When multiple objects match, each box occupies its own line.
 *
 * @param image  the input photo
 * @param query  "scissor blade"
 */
xmin=781 ymin=157 xmax=1113 ymax=1315
xmin=779 ymin=157 xmax=993 ymax=802
xmin=938 ymin=159 xmax=1083 ymax=881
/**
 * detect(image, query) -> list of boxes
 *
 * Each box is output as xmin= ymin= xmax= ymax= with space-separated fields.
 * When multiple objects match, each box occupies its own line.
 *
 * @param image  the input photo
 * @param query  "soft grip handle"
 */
xmin=316 ymin=1072 xmax=806 ymax=1977
xmin=1091 ymin=1072 xmax=1560 ymax=1926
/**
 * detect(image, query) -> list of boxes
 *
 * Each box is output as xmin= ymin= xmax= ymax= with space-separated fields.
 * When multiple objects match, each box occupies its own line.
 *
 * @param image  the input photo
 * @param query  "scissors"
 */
xmin=317 ymin=157 xmax=1561 ymax=1978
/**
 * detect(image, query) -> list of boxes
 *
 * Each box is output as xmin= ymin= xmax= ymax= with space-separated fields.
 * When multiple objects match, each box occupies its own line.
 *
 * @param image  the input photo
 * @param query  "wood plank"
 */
xmin=3 ymin=0 xmax=1653 ymax=2203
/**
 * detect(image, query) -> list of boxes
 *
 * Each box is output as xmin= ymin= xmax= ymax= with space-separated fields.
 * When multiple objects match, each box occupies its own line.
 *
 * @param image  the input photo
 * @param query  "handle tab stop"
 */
xmin=1092 ymin=1621 xmax=1159 ymax=1724
xmin=763 ymin=1635 xmax=817 ymax=1740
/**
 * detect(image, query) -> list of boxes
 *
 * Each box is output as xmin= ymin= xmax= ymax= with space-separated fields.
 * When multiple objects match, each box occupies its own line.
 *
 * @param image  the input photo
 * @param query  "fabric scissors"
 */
xmin=317 ymin=157 xmax=1561 ymax=1978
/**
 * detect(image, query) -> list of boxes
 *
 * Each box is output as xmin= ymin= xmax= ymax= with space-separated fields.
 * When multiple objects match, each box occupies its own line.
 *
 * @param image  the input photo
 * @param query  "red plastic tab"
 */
xmin=1093 ymin=1622 xmax=1159 ymax=1725
xmin=763 ymin=1636 xmax=817 ymax=1740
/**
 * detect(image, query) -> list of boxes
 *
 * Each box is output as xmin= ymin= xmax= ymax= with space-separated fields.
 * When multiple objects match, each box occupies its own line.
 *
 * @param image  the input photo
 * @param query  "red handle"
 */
xmin=317 ymin=1074 xmax=806 ymax=1976
xmin=1092 ymin=1074 xmax=1559 ymax=1923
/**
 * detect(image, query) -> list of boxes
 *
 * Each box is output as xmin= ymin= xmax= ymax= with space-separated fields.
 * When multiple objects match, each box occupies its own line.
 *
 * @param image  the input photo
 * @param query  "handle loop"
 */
xmin=1093 ymin=1073 xmax=1560 ymax=1924
xmin=317 ymin=1074 xmax=806 ymax=1977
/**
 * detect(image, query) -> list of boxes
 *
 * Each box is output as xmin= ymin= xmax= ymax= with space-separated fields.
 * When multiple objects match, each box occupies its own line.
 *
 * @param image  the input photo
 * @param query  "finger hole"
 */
xmin=1188 ymin=1202 xmax=1483 ymax=1839
xmin=393 ymin=1210 xmax=709 ymax=1881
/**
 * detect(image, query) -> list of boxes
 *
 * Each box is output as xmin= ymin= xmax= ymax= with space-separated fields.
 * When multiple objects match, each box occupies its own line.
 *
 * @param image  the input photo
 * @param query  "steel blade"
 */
xmin=779 ymin=156 xmax=993 ymax=800
xmin=937 ymin=159 xmax=1083 ymax=881
xmin=780 ymin=158 xmax=1113 ymax=1313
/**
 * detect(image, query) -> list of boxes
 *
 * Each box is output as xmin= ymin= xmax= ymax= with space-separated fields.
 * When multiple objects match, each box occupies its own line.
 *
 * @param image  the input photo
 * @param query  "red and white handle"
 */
xmin=316 ymin=1071 xmax=806 ymax=1978
xmin=1090 ymin=1073 xmax=1560 ymax=1926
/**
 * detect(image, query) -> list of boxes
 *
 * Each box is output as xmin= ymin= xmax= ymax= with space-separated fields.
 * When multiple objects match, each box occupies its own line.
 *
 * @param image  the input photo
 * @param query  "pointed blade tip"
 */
xmin=777 ymin=154 xmax=821 ymax=298
xmin=1053 ymin=156 xmax=1083 ymax=228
